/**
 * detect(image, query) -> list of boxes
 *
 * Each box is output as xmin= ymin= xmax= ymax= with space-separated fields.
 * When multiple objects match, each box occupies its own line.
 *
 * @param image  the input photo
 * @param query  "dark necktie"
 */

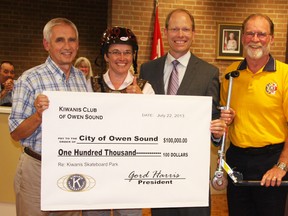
xmin=167 ymin=60 xmax=179 ymax=95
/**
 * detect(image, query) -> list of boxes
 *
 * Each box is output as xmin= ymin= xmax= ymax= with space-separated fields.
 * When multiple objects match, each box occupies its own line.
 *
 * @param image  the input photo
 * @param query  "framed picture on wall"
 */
xmin=216 ymin=23 xmax=244 ymax=60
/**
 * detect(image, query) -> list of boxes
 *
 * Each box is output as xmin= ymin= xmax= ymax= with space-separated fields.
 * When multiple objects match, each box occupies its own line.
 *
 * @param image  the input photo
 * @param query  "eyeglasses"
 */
xmin=168 ymin=27 xmax=192 ymax=34
xmin=108 ymin=50 xmax=133 ymax=57
xmin=244 ymin=32 xmax=270 ymax=40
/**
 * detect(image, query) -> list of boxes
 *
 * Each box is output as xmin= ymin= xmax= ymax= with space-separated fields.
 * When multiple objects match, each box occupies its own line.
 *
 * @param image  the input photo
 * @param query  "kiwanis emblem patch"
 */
xmin=57 ymin=174 xmax=95 ymax=192
xmin=265 ymin=83 xmax=277 ymax=95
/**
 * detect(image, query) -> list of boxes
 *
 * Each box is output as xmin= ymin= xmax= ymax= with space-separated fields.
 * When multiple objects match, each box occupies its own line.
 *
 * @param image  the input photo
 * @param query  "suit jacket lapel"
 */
xmin=177 ymin=53 xmax=198 ymax=94
xmin=154 ymin=55 xmax=167 ymax=94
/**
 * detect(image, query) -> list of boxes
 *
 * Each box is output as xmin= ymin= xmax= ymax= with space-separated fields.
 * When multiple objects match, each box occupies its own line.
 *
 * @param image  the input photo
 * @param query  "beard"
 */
xmin=244 ymin=42 xmax=271 ymax=60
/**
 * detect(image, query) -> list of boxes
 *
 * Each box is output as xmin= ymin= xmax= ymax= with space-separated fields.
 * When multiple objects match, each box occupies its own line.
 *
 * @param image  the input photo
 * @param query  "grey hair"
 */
xmin=43 ymin=18 xmax=78 ymax=42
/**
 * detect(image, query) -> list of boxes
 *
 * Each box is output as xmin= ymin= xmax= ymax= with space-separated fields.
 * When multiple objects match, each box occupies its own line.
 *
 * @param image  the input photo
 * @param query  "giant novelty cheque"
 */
xmin=41 ymin=91 xmax=212 ymax=211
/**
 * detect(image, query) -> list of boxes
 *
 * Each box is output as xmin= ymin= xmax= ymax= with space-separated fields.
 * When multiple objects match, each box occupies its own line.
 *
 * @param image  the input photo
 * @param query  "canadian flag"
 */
xmin=150 ymin=4 xmax=164 ymax=60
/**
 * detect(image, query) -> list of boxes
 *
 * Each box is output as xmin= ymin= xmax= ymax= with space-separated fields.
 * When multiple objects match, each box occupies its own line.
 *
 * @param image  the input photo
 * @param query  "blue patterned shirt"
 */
xmin=9 ymin=57 xmax=88 ymax=153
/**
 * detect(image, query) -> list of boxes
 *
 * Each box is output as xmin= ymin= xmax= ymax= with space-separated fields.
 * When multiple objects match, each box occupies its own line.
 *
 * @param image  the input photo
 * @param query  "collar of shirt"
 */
xmin=164 ymin=51 xmax=191 ymax=93
xmin=103 ymin=70 xmax=133 ymax=90
xmin=237 ymin=54 xmax=276 ymax=73
xmin=46 ymin=56 xmax=77 ymax=81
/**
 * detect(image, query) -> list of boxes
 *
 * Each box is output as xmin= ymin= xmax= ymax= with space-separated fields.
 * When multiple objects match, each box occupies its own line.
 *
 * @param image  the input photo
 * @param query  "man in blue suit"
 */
xmin=140 ymin=8 xmax=224 ymax=216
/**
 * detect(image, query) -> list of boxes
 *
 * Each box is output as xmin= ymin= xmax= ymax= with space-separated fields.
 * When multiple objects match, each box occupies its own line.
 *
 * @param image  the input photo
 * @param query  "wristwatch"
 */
xmin=276 ymin=162 xmax=288 ymax=172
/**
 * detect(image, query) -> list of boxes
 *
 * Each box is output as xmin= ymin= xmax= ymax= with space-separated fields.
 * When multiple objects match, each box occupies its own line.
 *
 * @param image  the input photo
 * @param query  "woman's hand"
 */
xmin=126 ymin=76 xmax=143 ymax=94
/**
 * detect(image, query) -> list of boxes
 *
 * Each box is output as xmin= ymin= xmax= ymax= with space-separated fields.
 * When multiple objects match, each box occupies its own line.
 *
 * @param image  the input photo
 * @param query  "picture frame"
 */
xmin=216 ymin=23 xmax=244 ymax=60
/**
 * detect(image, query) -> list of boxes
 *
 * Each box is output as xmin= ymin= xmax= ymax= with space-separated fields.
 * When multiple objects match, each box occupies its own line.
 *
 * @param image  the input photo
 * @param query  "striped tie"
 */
xmin=167 ymin=60 xmax=179 ymax=95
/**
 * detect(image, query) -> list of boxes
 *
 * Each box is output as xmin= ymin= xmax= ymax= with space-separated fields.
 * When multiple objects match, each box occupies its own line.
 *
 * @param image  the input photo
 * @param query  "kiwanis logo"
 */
xmin=265 ymin=82 xmax=277 ymax=95
xmin=57 ymin=174 xmax=96 ymax=192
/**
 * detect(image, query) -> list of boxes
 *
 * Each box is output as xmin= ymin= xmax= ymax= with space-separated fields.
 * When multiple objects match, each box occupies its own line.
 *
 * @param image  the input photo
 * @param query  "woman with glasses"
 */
xmin=82 ymin=26 xmax=154 ymax=216
xmin=91 ymin=26 xmax=154 ymax=94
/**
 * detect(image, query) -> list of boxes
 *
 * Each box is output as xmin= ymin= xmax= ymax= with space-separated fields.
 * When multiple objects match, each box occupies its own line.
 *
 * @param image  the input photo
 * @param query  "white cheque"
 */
xmin=41 ymin=91 xmax=212 ymax=211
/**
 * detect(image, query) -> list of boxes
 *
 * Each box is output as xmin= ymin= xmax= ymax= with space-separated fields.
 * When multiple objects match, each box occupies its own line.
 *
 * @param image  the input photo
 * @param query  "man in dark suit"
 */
xmin=140 ymin=8 xmax=224 ymax=216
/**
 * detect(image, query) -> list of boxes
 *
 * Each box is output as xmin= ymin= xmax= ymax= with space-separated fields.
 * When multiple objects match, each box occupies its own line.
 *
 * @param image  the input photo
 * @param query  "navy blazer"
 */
xmin=140 ymin=53 xmax=220 ymax=120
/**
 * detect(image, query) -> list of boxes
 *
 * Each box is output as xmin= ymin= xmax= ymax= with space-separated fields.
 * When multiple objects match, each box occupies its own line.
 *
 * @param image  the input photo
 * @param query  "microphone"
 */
xmin=225 ymin=70 xmax=240 ymax=80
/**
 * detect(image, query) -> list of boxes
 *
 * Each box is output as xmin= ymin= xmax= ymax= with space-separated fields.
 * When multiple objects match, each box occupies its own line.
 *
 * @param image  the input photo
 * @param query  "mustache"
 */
xmin=247 ymin=42 xmax=262 ymax=47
